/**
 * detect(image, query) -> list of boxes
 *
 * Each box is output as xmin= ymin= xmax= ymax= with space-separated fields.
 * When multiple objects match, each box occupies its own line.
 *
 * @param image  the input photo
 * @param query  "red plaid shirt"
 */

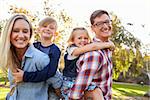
xmin=68 ymin=38 xmax=113 ymax=100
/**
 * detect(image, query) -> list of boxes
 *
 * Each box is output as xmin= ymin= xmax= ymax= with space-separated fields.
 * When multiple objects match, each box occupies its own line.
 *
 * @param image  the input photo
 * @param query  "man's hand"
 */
xmin=13 ymin=68 xmax=24 ymax=83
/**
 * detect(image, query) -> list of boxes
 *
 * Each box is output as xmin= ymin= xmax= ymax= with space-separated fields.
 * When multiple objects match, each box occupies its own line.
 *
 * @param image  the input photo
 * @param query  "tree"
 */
xmin=111 ymin=13 xmax=144 ymax=79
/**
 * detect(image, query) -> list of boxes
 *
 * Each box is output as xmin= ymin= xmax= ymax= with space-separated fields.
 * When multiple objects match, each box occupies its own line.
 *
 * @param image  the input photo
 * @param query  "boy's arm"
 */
xmin=23 ymin=62 xmax=56 ymax=82
xmin=72 ymin=42 xmax=114 ymax=56
xmin=13 ymin=48 xmax=61 ymax=83
xmin=23 ymin=48 xmax=61 ymax=82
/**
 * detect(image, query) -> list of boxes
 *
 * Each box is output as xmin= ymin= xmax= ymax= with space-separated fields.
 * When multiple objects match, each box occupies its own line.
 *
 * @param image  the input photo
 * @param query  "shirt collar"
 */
xmin=93 ymin=37 xmax=102 ymax=42
xmin=24 ymin=44 xmax=34 ymax=58
xmin=93 ymin=37 xmax=109 ymax=42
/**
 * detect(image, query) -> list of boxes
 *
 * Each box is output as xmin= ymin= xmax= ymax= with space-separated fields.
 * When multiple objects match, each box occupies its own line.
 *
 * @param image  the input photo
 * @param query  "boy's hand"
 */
xmin=13 ymin=68 xmax=24 ymax=83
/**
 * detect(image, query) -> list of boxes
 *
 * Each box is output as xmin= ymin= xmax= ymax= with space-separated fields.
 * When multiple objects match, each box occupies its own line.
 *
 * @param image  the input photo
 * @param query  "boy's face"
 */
xmin=39 ymin=22 xmax=57 ymax=39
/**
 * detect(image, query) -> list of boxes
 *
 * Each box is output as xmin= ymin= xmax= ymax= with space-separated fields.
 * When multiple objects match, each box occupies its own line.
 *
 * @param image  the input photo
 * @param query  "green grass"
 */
xmin=112 ymin=82 xmax=150 ymax=98
xmin=0 ymin=87 xmax=9 ymax=100
xmin=0 ymin=70 xmax=9 ymax=100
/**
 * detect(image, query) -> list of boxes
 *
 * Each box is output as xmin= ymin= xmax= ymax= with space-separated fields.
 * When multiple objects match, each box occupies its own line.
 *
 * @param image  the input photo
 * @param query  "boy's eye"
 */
xmin=49 ymin=26 xmax=55 ymax=30
xmin=43 ymin=25 xmax=47 ymax=27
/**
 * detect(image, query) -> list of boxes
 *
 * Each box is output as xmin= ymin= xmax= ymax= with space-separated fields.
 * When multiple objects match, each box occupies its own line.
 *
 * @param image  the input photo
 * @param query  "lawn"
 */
xmin=0 ymin=70 xmax=9 ymax=100
xmin=0 ymin=71 xmax=149 ymax=100
xmin=112 ymin=82 xmax=150 ymax=99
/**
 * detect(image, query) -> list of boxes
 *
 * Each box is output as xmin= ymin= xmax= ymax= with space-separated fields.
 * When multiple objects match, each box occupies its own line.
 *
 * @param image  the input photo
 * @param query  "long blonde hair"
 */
xmin=0 ymin=14 xmax=33 ymax=73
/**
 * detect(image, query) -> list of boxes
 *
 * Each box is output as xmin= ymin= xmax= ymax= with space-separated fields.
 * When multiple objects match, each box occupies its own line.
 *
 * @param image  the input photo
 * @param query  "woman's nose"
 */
xmin=18 ymin=31 xmax=24 ymax=37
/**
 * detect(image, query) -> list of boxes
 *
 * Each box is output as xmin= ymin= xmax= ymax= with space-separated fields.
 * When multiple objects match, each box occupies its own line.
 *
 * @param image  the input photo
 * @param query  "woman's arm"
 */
xmin=72 ymin=41 xmax=115 ymax=56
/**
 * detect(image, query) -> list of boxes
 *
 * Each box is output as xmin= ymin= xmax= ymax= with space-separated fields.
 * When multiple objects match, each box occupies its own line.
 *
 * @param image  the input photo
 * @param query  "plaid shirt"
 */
xmin=68 ymin=38 xmax=113 ymax=100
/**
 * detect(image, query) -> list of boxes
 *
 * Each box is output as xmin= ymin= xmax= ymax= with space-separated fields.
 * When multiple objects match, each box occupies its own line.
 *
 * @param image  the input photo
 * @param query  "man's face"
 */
xmin=91 ymin=14 xmax=112 ymax=41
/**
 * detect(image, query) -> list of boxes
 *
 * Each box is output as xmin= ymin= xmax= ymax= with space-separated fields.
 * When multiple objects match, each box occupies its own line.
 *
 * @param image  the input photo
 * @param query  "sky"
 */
xmin=0 ymin=0 xmax=150 ymax=46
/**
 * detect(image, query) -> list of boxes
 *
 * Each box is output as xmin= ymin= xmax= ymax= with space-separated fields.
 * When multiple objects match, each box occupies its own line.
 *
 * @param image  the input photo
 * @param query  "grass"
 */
xmin=112 ymin=82 xmax=150 ymax=99
xmin=0 ymin=70 xmax=9 ymax=100
xmin=0 ymin=87 xmax=9 ymax=100
xmin=0 ymin=70 xmax=149 ymax=100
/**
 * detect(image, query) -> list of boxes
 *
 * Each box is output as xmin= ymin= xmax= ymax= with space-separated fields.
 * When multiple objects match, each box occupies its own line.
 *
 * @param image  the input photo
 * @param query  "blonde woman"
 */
xmin=0 ymin=14 xmax=50 ymax=100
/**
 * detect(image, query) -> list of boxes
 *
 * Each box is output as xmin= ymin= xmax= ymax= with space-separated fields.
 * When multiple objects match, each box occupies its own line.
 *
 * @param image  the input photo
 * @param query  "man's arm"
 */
xmin=68 ymin=51 xmax=100 ymax=99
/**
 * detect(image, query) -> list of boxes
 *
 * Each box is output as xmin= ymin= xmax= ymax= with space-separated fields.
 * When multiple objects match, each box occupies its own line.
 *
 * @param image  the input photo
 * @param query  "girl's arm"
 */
xmin=72 ymin=41 xmax=115 ymax=56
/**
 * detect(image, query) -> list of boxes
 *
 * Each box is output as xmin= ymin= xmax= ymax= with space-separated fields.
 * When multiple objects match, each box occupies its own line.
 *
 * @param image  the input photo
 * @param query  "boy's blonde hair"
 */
xmin=39 ymin=17 xmax=57 ymax=28
xmin=67 ymin=27 xmax=91 ymax=45
xmin=0 ymin=14 xmax=33 ymax=73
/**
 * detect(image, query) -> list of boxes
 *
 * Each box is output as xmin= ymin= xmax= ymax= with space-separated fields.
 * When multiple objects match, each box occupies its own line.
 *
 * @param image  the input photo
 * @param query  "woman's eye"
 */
xmin=12 ymin=29 xmax=19 ymax=32
xmin=23 ymin=29 xmax=28 ymax=33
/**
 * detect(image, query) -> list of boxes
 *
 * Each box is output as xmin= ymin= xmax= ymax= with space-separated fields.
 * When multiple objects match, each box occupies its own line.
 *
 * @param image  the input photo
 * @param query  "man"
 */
xmin=68 ymin=10 xmax=113 ymax=100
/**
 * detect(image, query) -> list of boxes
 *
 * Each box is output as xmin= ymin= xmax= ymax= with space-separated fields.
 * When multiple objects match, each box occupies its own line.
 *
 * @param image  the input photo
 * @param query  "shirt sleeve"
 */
xmin=68 ymin=51 xmax=100 ymax=99
xmin=23 ymin=47 xmax=61 ymax=82
xmin=67 ymin=46 xmax=78 ymax=60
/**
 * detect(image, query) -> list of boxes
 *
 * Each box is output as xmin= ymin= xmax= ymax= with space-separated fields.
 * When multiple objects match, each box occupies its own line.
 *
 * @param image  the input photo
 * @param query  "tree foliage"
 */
xmin=111 ymin=13 xmax=144 ymax=79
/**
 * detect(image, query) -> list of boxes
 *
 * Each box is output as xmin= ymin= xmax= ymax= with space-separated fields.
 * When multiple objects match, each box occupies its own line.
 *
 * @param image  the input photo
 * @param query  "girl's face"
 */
xmin=10 ymin=19 xmax=31 ymax=49
xmin=39 ymin=22 xmax=57 ymax=39
xmin=73 ymin=30 xmax=89 ymax=47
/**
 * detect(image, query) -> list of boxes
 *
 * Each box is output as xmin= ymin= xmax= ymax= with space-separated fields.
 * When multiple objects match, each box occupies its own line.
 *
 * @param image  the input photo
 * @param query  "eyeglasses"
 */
xmin=93 ymin=20 xmax=112 ymax=27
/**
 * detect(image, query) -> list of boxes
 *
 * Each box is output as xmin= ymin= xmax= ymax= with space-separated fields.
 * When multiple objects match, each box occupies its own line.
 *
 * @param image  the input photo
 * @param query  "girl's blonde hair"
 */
xmin=0 ymin=14 xmax=33 ymax=73
xmin=67 ymin=27 xmax=91 ymax=45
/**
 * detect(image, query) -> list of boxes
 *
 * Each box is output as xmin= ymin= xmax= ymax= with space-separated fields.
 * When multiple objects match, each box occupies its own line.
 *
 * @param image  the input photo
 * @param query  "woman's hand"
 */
xmin=13 ymin=68 xmax=24 ymax=83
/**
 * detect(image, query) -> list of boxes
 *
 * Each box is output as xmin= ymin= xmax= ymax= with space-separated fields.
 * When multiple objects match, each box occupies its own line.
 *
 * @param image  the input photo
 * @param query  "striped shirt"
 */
xmin=68 ymin=38 xmax=113 ymax=100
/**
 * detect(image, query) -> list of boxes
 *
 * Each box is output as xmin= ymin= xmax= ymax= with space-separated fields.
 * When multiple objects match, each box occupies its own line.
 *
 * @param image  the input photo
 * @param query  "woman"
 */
xmin=0 ymin=14 xmax=50 ymax=100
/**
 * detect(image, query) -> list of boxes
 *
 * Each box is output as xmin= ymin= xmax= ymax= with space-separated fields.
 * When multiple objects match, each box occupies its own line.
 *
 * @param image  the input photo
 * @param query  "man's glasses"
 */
xmin=93 ymin=20 xmax=112 ymax=27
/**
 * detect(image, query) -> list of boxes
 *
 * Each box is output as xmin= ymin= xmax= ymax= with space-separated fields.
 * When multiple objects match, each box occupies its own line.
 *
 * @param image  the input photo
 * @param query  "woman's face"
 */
xmin=10 ymin=19 xmax=31 ymax=49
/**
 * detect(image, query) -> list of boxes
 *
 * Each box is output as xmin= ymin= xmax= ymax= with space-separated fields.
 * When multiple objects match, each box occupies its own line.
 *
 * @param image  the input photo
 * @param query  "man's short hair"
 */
xmin=90 ymin=10 xmax=110 ymax=25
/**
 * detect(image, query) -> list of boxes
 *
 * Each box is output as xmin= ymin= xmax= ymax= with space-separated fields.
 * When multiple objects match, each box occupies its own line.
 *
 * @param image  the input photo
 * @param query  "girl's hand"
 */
xmin=107 ymin=41 xmax=115 ymax=51
xmin=13 ymin=68 xmax=24 ymax=83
